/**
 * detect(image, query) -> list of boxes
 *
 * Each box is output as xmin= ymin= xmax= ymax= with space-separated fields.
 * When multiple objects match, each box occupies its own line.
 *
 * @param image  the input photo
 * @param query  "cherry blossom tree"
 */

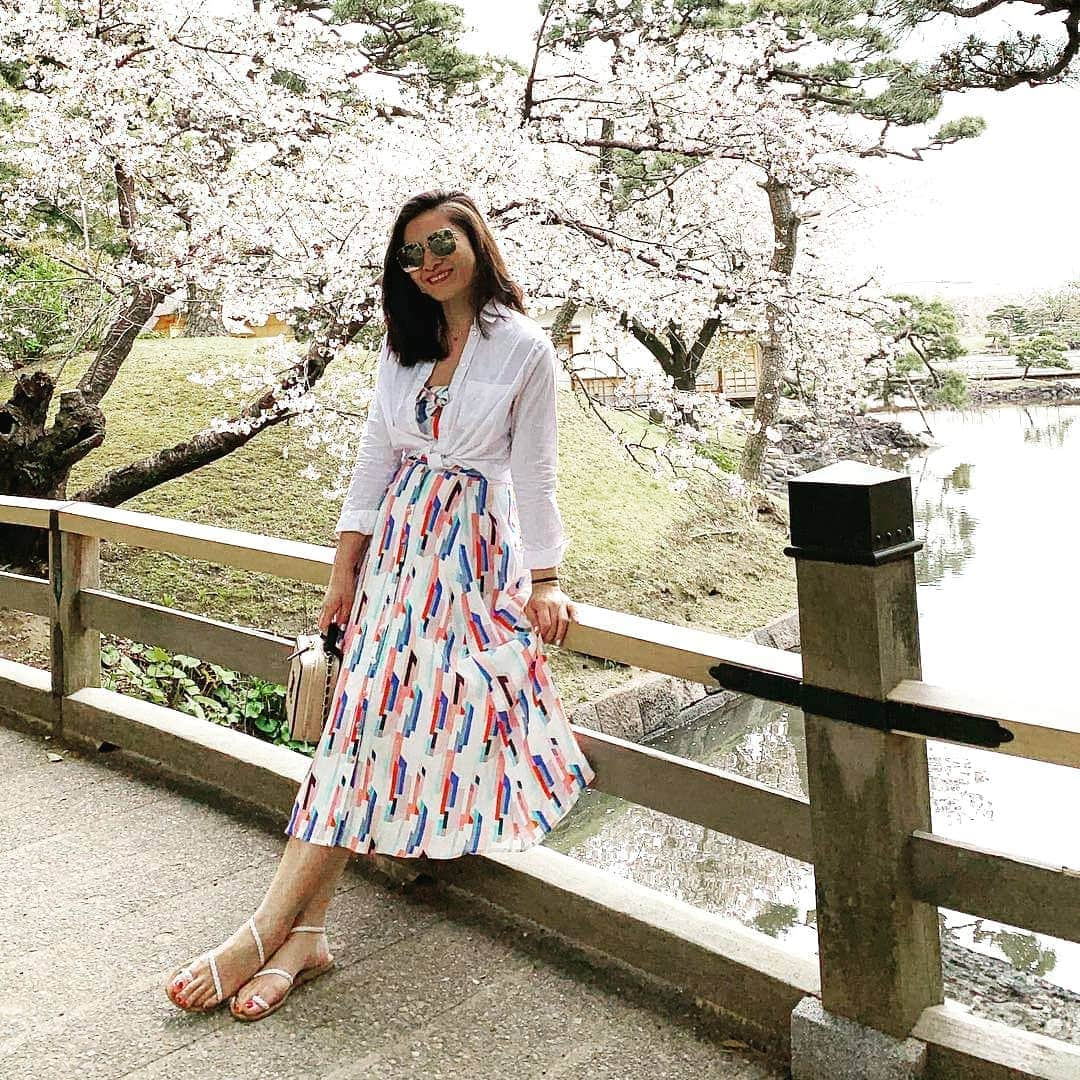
xmin=0 ymin=0 xmax=748 ymax=571
xmin=0 ymin=2 xmax=553 ymax=571
xmin=578 ymin=0 xmax=1080 ymax=477
xmin=4 ymin=0 xmax=1072 ymax=579
xmin=526 ymin=0 xmax=912 ymax=480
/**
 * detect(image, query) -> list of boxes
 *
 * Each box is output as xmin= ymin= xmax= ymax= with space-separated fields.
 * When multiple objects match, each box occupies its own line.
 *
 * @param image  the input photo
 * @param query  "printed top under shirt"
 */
xmin=416 ymin=382 xmax=450 ymax=438
xmin=334 ymin=299 xmax=569 ymax=570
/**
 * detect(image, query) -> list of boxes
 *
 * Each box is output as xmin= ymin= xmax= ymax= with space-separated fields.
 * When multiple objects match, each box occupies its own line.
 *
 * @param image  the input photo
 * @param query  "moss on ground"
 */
xmin=1 ymin=337 xmax=796 ymax=706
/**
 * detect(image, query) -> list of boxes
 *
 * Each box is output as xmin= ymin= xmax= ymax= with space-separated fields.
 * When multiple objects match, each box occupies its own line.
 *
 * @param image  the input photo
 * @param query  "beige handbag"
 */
xmin=284 ymin=623 xmax=344 ymax=744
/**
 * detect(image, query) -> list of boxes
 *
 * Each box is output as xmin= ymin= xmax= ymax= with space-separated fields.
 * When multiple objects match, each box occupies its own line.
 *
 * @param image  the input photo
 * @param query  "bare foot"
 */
xmin=166 ymin=915 xmax=288 ymax=1012
xmin=230 ymin=929 xmax=333 ymax=1020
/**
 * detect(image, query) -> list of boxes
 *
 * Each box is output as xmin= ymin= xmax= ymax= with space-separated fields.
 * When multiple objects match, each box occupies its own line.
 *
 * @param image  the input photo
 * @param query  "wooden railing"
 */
xmin=1 ymin=463 xmax=1077 ymax=1078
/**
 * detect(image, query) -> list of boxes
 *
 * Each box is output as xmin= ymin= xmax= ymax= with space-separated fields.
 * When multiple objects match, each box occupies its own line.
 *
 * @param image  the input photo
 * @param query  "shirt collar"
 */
xmin=478 ymin=298 xmax=507 ymax=325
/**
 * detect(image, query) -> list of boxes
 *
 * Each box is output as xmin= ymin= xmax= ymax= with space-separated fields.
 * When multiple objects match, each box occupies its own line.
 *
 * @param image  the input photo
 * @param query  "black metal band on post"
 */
xmin=885 ymin=693 xmax=1015 ymax=748
xmin=781 ymin=540 xmax=923 ymax=567
xmin=706 ymin=661 xmax=802 ymax=709
xmin=705 ymin=664 xmax=1015 ymax=749
xmin=706 ymin=460 xmax=1016 ymax=750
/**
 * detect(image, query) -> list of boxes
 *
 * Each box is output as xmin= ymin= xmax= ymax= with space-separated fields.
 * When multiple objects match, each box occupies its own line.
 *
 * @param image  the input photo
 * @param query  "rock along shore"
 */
xmin=941 ymin=925 xmax=1080 ymax=1045
xmin=966 ymin=376 xmax=1080 ymax=408
xmin=760 ymin=411 xmax=929 ymax=494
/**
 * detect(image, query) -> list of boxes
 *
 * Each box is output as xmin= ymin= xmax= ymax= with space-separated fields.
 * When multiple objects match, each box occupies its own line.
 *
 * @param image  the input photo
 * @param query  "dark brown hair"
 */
xmin=382 ymin=190 xmax=526 ymax=366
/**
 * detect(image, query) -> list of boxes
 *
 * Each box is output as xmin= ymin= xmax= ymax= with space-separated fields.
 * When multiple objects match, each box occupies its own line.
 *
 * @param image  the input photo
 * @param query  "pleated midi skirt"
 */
xmin=285 ymin=449 xmax=596 ymax=859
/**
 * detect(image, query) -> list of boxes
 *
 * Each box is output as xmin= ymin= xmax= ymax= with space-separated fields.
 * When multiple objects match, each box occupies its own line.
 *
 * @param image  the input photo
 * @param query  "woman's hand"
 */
xmin=319 ymin=565 xmax=360 ymax=635
xmin=525 ymin=580 xmax=578 ymax=647
xmin=319 ymin=534 xmax=369 ymax=635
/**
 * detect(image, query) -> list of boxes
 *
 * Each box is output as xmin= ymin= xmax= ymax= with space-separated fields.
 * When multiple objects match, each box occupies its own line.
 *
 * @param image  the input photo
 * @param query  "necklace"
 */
xmin=424 ymin=316 xmax=472 ymax=392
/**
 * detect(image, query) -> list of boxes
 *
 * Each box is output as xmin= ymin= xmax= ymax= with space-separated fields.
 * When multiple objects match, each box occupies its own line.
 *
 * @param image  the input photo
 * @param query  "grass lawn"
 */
xmin=1 ymin=336 xmax=796 ymax=707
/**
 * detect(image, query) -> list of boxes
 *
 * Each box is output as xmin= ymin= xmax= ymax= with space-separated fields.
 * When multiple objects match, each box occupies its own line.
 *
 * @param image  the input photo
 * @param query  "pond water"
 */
xmin=545 ymin=403 xmax=1080 ymax=993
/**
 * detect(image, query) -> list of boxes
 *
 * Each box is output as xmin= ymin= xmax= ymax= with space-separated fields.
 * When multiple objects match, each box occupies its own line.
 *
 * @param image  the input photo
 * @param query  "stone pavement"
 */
xmin=0 ymin=723 xmax=784 ymax=1080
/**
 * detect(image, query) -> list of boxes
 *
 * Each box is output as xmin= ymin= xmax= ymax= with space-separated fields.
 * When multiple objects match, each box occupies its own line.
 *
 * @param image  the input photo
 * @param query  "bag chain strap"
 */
xmin=320 ymin=657 xmax=336 ymax=725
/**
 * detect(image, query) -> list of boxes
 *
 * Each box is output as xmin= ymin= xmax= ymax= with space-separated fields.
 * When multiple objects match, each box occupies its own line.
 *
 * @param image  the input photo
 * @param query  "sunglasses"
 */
xmin=397 ymin=227 xmax=458 ymax=273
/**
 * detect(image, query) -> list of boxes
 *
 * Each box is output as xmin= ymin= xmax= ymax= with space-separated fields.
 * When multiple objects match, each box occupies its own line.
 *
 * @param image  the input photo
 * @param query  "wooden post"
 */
xmin=49 ymin=513 xmax=101 ymax=733
xmin=787 ymin=462 xmax=942 ymax=1040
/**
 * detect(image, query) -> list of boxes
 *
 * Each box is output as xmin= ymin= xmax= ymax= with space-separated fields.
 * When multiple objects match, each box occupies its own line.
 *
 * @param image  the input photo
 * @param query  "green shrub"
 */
xmin=0 ymin=246 xmax=112 ymax=366
xmin=924 ymin=367 xmax=969 ymax=410
xmin=100 ymin=636 xmax=318 ymax=755
xmin=0 ymin=249 xmax=71 ymax=364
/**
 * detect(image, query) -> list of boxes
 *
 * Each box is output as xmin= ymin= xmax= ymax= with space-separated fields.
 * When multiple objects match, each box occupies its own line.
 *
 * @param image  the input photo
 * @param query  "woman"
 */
xmin=165 ymin=190 xmax=596 ymax=1021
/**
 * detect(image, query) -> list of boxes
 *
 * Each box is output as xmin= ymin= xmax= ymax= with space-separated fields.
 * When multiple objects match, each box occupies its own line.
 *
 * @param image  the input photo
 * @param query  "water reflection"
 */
xmin=549 ymin=404 xmax=1080 ymax=994
xmin=1021 ymin=409 xmax=1074 ymax=448
xmin=986 ymin=927 xmax=1058 ymax=978
xmin=753 ymin=902 xmax=801 ymax=939
xmin=948 ymin=920 xmax=1059 ymax=978
xmin=912 ymin=458 xmax=978 ymax=587
xmin=547 ymin=700 xmax=813 ymax=939
xmin=549 ymin=696 xmax=1015 ymax=963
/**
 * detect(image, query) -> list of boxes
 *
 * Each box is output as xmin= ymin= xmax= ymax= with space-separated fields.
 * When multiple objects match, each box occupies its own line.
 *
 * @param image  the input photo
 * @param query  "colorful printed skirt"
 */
xmin=285 ymin=450 xmax=596 ymax=859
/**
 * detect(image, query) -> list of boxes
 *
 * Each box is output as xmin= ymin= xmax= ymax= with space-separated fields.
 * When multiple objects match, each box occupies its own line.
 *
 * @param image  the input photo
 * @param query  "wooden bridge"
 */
xmin=1 ymin=461 xmax=1077 ymax=1079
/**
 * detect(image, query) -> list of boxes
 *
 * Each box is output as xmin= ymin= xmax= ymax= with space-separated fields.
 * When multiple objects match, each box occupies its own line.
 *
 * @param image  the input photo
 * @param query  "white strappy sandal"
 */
xmin=229 ymin=925 xmax=335 ymax=1022
xmin=167 ymin=915 xmax=267 ymax=1012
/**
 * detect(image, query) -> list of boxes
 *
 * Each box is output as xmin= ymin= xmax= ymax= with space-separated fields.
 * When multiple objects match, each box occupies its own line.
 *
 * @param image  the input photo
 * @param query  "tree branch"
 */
xmin=72 ymin=301 xmax=377 ymax=507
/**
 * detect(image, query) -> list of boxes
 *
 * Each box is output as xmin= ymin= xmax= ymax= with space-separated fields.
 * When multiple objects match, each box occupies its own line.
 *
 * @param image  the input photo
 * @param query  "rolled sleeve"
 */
xmin=334 ymin=336 xmax=402 ymax=538
xmin=509 ymin=336 xmax=571 ymax=570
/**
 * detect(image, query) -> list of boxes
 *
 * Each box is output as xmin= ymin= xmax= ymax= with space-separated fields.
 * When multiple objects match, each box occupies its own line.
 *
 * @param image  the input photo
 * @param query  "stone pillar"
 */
xmin=785 ymin=462 xmax=942 ymax=1079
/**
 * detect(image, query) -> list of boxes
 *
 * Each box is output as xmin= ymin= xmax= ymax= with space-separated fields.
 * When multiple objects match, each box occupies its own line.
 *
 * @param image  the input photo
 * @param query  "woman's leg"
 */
xmin=272 ymin=838 xmax=352 ymax=924
xmin=168 ymin=837 xmax=352 ymax=1009
xmin=256 ymin=836 xmax=353 ymax=927
xmin=229 ymin=844 xmax=358 ymax=1018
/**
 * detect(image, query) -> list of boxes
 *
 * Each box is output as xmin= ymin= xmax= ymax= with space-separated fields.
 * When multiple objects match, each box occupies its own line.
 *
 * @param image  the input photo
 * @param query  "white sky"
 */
xmin=459 ymin=0 xmax=1080 ymax=300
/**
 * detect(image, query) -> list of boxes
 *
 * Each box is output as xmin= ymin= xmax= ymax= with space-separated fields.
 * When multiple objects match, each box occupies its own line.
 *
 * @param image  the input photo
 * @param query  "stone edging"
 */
xmin=967 ymin=378 xmax=1080 ymax=408
xmin=566 ymin=610 xmax=800 ymax=742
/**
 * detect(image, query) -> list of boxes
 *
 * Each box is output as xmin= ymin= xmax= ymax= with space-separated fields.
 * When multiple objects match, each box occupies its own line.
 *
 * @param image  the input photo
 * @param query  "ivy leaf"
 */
xmin=119 ymin=655 xmax=142 ymax=677
xmin=209 ymin=664 xmax=237 ymax=685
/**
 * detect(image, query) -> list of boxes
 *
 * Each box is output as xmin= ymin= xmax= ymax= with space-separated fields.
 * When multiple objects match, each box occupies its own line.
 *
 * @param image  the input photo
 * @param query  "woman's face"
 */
xmin=402 ymin=208 xmax=477 ymax=307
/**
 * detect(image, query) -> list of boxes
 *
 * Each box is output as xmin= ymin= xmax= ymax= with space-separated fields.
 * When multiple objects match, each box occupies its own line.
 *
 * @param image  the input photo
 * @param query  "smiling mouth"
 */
xmin=426 ymin=268 xmax=453 ymax=285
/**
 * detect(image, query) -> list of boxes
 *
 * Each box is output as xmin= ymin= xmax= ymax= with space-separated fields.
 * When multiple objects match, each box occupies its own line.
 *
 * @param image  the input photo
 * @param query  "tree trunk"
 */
xmin=548 ymin=300 xmax=578 ymax=356
xmin=0 ymin=284 xmax=168 ymax=571
xmin=630 ymin=316 xmax=721 ymax=426
xmin=1 ymin=293 xmax=376 ymax=573
xmin=77 ymin=286 xmax=166 ymax=406
xmin=740 ymin=176 xmax=799 ymax=483
xmin=0 ymin=374 xmax=105 ymax=573
xmin=183 ymin=283 xmax=229 ymax=337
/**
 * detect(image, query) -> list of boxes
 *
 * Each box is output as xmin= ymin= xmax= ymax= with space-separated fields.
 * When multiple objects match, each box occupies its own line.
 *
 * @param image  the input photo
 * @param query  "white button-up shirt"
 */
xmin=334 ymin=299 xmax=570 ymax=569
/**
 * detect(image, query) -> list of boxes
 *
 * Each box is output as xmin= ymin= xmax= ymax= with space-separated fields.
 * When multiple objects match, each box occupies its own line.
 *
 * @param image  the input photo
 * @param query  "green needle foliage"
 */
xmin=1015 ymin=331 xmax=1069 ymax=380
xmin=879 ymin=295 xmax=968 ymax=408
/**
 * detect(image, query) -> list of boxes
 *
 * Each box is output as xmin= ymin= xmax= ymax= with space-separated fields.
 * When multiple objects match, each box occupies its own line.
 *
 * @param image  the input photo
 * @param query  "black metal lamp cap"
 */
xmin=783 ymin=460 xmax=923 ymax=567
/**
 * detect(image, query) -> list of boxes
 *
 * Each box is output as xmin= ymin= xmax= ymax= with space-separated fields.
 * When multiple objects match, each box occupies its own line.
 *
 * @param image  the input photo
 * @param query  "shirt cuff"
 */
xmin=521 ymin=535 xmax=571 ymax=571
xmin=334 ymin=508 xmax=379 ymax=537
